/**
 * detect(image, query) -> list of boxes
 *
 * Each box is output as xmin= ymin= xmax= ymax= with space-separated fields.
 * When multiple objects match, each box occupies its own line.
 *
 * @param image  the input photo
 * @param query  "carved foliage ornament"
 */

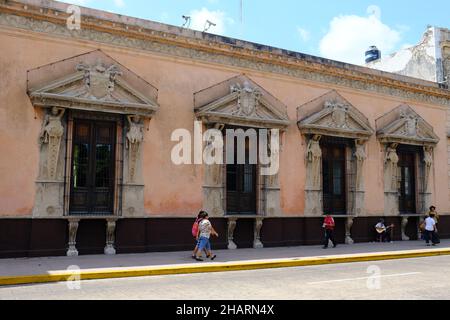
xmin=231 ymin=81 xmax=262 ymax=118
xmin=77 ymin=59 xmax=122 ymax=100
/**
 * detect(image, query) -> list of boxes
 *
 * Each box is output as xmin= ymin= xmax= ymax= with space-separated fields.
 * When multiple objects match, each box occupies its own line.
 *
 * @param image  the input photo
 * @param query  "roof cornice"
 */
xmin=1 ymin=0 xmax=450 ymax=106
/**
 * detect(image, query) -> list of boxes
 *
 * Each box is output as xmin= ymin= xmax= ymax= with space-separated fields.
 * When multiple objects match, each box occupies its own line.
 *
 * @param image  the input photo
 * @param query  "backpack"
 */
xmin=192 ymin=218 xmax=201 ymax=238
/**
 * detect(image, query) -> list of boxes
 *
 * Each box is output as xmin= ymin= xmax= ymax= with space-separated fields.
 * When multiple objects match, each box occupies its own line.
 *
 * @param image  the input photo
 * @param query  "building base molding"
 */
xmin=1 ymin=216 xmax=449 ymax=259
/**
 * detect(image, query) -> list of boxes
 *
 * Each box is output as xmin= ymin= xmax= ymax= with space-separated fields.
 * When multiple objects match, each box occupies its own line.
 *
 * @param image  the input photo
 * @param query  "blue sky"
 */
xmin=66 ymin=0 xmax=449 ymax=65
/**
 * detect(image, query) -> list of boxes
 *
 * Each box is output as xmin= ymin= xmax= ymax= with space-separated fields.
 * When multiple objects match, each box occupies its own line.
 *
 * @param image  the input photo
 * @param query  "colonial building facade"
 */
xmin=1 ymin=0 xmax=450 ymax=258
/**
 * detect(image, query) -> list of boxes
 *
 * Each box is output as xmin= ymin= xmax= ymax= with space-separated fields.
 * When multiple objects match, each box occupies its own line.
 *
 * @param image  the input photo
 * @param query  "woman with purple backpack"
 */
xmin=193 ymin=211 xmax=219 ymax=262
xmin=191 ymin=211 xmax=205 ymax=259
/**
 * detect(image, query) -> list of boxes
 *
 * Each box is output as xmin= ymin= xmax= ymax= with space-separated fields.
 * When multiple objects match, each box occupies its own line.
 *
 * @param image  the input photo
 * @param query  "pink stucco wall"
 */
xmin=0 ymin=30 xmax=448 ymax=217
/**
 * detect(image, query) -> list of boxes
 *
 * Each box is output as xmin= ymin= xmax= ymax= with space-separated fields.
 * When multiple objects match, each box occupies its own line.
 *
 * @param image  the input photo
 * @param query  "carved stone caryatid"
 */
xmin=401 ymin=216 xmax=410 ymax=241
xmin=306 ymin=135 xmax=322 ymax=190
xmin=384 ymin=143 xmax=400 ymax=215
xmin=203 ymin=123 xmax=225 ymax=217
xmin=423 ymin=146 xmax=433 ymax=192
xmin=345 ymin=217 xmax=354 ymax=245
xmin=264 ymin=130 xmax=281 ymax=216
xmin=385 ymin=143 xmax=399 ymax=192
xmin=253 ymin=218 xmax=264 ymax=249
xmin=126 ymin=115 xmax=144 ymax=183
xmin=305 ymin=135 xmax=323 ymax=215
xmin=353 ymin=140 xmax=367 ymax=216
xmin=77 ymin=60 xmax=122 ymax=100
xmin=354 ymin=140 xmax=367 ymax=192
xmin=67 ymin=219 xmax=80 ymax=257
xmin=231 ymin=81 xmax=262 ymax=118
xmin=39 ymin=107 xmax=66 ymax=180
xmin=227 ymin=218 xmax=238 ymax=250
xmin=104 ymin=219 xmax=117 ymax=255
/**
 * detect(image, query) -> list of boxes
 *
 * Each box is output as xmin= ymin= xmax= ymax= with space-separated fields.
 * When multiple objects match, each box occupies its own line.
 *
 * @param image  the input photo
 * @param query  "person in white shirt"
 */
xmin=424 ymin=214 xmax=438 ymax=246
xmin=195 ymin=212 xmax=219 ymax=261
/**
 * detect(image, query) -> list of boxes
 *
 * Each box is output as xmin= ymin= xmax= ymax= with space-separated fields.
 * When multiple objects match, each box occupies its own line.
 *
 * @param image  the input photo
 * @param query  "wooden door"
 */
xmin=398 ymin=151 xmax=416 ymax=214
xmin=226 ymin=138 xmax=257 ymax=215
xmin=322 ymin=143 xmax=347 ymax=215
xmin=70 ymin=119 xmax=116 ymax=216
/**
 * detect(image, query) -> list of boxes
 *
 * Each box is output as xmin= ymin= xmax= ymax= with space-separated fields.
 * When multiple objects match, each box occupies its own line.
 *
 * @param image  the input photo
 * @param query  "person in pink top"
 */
xmin=323 ymin=214 xmax=337 ymax=249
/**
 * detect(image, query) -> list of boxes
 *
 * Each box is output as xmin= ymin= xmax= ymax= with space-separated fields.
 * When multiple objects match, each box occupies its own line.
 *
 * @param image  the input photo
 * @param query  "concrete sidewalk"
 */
xmin=0 ymin=240 xmax=449 ymax=286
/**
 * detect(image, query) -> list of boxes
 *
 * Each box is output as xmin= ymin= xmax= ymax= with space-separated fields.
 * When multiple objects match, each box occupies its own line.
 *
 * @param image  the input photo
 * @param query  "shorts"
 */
xmin=197 ymin=236 xmax=211 ymax=252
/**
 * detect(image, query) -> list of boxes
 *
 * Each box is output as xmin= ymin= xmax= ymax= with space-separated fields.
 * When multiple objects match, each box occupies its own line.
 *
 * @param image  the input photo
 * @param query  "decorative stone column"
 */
xmin=401 ymin=216 xmax=410 ymax=241
xmin=304 ymin=135 xmax=323 ymax=216
xmin=123 ymin=115 xmax=145 ymax=217
xmin=384 ymin=143 xmax=400 ymax=216
xmin=345 ymin=217 xmax=355 ymax=244
xmin=262 ymin=130 xmax=281 ymax=217
xmin=67 ymin=219 xmax=80 ymax=257
xmin=104 ymin=219 xmax=117 ymax=255
xmin=227 ymin=217 xmax=238 ymax=250
xmin=33 ymin=107 xmax=67 ymax=218
xmin=202 ymin=123 xmax=225 ymax=217
xmin=423 ymin=146 xmax=433 ymax=211
xmin=253 ymin=217 xmax=264 ymax=249
xmin=354 ymin=140 xmax=367 ymax=216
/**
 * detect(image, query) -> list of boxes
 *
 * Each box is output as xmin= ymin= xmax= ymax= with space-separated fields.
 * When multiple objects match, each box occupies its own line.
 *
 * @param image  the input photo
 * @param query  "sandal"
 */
xmin=195 ymin=257 xmax=204 ymax=262
xmin=210 ymin=255 xmax=217 ymax=261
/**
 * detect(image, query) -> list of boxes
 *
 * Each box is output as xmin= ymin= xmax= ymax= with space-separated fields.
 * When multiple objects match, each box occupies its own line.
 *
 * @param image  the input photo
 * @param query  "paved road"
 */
xmin=2 ymin=240 xmax=448 ymax=277
xmin=1 ymin=255 xmax=450 ymax=300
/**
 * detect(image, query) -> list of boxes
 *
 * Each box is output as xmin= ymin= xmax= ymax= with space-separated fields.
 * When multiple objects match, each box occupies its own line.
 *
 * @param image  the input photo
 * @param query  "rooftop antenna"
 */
xmin=240 ymin=0 xmax=243 ymax=24
xmin=181 ymin=15 xmax=191 ymax=28
xmin=203 ymin=20 xmax=216 ymax=32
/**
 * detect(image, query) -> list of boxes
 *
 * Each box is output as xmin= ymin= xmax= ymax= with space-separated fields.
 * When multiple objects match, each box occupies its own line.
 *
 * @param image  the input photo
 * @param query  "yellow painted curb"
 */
xmin=1 ymin=248 xmax=449 ymax=286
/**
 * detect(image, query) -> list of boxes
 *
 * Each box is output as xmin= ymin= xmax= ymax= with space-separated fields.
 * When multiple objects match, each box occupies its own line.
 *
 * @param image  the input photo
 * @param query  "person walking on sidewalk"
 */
xmin=428 ymin=206 xmax=440 ymax=245
xmin=424 ymin=214 xmax=438 ymax=246
xmin=195 ymin=212 xmax=219 ymax=261
xmin=323 ymin=214 xmax=337 ymax=249
xmin=191 ymin=211 xmax=205 ymax=259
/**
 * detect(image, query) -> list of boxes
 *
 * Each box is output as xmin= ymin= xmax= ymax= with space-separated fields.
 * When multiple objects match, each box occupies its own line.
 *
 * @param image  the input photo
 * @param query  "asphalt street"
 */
xmin=1 ymin=255 xmax=449 ymax=300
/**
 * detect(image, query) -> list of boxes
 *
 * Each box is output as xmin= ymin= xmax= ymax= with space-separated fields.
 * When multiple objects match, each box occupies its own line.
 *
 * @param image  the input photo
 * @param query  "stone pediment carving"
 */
xmin=27 ymin=50 xmax=159 ymax=117
xmin=376 ymin=104 xmax=439 ymax=146
xmin=194 ymin=75 xmax=290 ymax=129
xmin=297 ymin=90 xmax=374 ymax=139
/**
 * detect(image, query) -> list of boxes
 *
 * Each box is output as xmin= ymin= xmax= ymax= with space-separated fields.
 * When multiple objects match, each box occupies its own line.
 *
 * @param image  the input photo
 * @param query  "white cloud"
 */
xmin=189 ymin=7 xmax=233 ymax=35
xmin=297 ymin=27 xmax=311 ymax=42
xmin=113 ymin=0 xmax=125 ymax=8
xmin=319 ymin=5 xmax=403 ymax=65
